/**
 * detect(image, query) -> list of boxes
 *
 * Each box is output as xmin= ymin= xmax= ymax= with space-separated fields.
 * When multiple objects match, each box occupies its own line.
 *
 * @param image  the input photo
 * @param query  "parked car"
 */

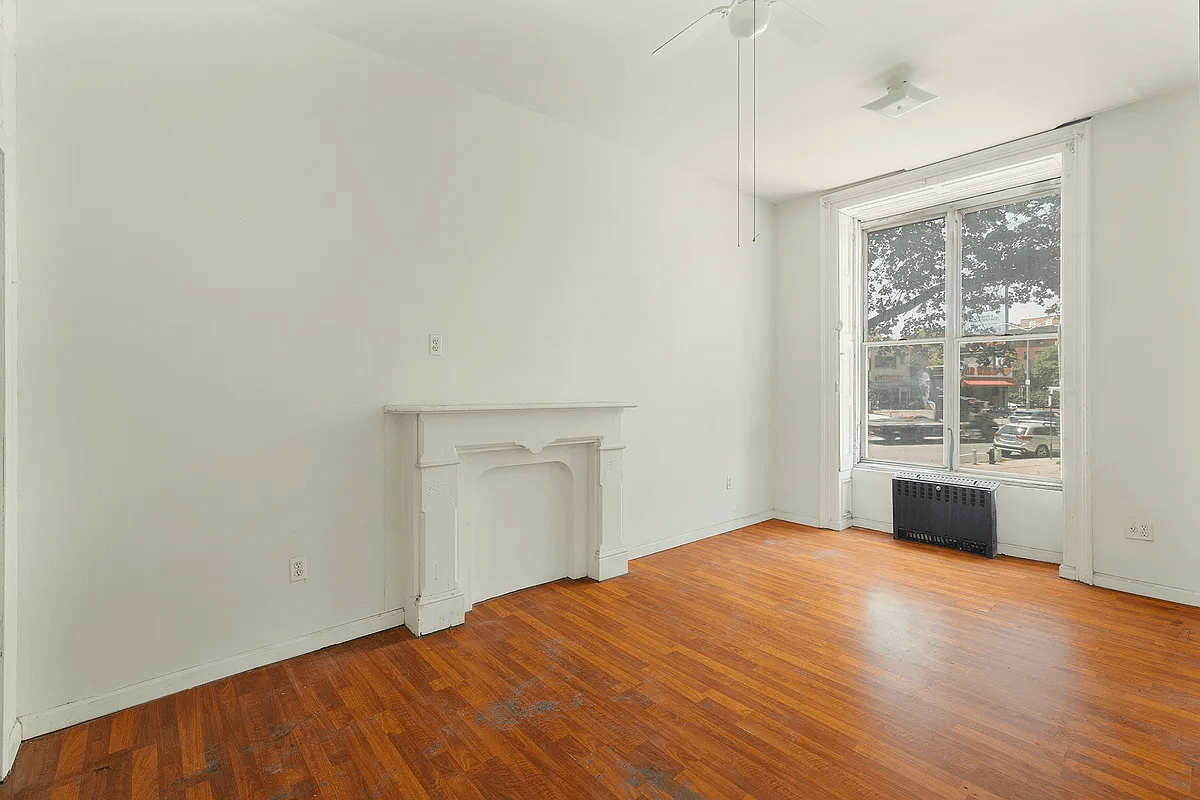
xmin=869 ymin=412 xmax=941 ymax=443
xmin=1009 ymin=409 xmax=1060 ymax=425
xmin=993 ymin=423 xmax=1059 ymax=458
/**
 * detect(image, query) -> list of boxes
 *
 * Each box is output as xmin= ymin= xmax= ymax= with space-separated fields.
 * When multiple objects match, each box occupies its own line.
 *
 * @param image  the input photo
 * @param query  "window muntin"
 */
xmin=860 ymin=187 xmax=1063 ymax=483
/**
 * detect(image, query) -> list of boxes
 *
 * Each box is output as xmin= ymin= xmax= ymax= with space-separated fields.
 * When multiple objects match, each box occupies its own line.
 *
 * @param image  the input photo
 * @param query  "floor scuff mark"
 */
xmin=607 ymin=748 xmax=706 ymax=800
xmin=469 ymin=678 xmax=587 ymax=730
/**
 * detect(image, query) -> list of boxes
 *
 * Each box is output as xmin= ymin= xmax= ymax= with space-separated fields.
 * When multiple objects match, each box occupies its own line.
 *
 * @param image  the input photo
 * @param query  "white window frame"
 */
xmin=818 ymin=123 xmax=1092 ymax=584
xmin=858 ymin=180 xmax=1063 ymax=481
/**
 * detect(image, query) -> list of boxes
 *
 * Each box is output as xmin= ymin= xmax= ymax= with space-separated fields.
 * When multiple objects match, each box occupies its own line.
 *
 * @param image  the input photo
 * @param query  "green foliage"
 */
xmin=1010 ymin=343 xmax=1059 ymax=408
xmin=1032 ymin=345 xmax=1059 ymax=408
xmin=866 ymin=218 xmax=946 ymax=340
xmin=961 ymin=196 xmax=1061 ymax=334
xmin=1011 ymin=359 xmax=1025 ymax=396
xmin=867 ymin=195 xmax=1061 ymax=339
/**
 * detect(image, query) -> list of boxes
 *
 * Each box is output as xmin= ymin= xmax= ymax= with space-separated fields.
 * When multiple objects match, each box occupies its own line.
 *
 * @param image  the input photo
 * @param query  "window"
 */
xmin=821 ymin=124 xmax=1088 ymax=570
xmin=862 ymin=187 xmax=1063 ymax=482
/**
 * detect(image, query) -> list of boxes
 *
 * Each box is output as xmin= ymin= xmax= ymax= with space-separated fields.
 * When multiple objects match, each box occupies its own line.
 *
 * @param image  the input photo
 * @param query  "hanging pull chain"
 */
xmin=752 ymin=1 xmax=758 ymax=243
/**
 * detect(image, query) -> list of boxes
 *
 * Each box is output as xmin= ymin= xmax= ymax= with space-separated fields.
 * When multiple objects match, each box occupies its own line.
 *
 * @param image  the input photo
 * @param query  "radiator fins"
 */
xmin=891 ymin=472 xmax=999 ymax=559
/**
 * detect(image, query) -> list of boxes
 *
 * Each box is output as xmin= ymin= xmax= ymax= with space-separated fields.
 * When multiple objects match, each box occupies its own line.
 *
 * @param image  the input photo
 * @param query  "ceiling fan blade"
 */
xmin=652 ymin=7 xmax=724 ymax=58
xmin=768 ymin=0 xmax=827 ymax=49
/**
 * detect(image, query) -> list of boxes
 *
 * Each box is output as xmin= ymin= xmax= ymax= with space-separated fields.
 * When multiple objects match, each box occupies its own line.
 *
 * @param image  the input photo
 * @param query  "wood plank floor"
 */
xmin=6 ymin=521 xmax=1200 ymax=799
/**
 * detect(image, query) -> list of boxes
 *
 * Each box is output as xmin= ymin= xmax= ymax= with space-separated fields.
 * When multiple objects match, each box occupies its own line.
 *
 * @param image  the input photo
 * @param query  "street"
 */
xmin=866 ymin=438 xmax=1061 ymax=479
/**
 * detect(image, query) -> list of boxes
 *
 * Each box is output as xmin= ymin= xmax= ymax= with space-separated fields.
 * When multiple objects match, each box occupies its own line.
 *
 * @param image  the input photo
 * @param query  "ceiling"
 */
xmin=251 ymin=0 xmax=1199 ymax=202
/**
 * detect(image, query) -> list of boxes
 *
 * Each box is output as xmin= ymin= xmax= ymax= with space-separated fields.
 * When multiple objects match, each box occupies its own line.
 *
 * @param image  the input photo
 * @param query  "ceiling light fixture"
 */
xmin=863 ymin=81 xmax=938 ymax=118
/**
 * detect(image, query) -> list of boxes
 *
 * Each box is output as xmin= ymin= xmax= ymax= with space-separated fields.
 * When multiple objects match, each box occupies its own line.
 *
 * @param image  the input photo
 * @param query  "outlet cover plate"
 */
xmin=429 ymin=334 xmax=443 ymax=356
xmin=1125 ymin=521 xmax=1154 ymax=542
xmin=290 ymin=556 xmax=308 ymax=582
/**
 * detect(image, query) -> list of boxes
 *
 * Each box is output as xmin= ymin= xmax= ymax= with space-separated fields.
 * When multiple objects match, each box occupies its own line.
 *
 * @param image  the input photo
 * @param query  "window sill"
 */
xmin=854 ymin=460 xmax=1064 ymax=492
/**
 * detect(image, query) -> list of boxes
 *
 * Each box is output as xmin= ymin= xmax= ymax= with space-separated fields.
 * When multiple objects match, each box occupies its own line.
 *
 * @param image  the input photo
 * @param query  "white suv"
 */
xmin=1009 ymin=409 xmax=1060 ymax=426
xmin=993 ymin=423 xmax=1060 ymax=458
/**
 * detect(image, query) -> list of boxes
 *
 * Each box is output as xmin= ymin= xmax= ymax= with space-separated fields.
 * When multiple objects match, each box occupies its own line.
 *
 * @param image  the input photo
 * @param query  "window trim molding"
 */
xmin=818 ymin=123 xmax=1092 ymax=585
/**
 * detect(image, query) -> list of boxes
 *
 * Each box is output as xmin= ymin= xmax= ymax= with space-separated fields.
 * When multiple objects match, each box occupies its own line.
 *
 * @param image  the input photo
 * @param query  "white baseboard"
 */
xmin=1092 ymin=573 xmax=1200 ymax=609
xmin=628 ymin=510 xmax=774 ymax=560
xmin=851 ymin=517 xmax=892 ymax=534
xmin=1059 ymin=564 xmax=1078 ymax=581
xmin=771 ymin=511 xmax=821 ymax=528
xmin=19 ymin=608 xmax=406 ymax=739
xmin=3 ymin=719 xmax=21 ymax=780
xmin=997 ymin=544 xmax=1062 ymax=564
xmin=852 ymin=518 xmax=1062 ymax=564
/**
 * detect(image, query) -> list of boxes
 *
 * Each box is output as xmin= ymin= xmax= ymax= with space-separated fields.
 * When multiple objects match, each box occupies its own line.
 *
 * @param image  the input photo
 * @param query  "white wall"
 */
xmin=772 ymin=86 xmax=1200 ymax=578
xmin=17 ymin=0 xmax=775 ymax=723
xmin=772 ymin=195 xmax=822 ymax=526
xmin=0 ymin=0 xmax=19 ymax=775
xmin=1088 ymin=88 xmax=1200 ymax=601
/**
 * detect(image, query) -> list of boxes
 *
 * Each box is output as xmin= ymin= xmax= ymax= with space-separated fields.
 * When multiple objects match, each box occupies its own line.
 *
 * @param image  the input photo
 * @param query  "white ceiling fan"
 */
xmin=652 ymin=0 xmax=826 ymax=59
xmin=653 ymin=0 xmax=827 ymax=245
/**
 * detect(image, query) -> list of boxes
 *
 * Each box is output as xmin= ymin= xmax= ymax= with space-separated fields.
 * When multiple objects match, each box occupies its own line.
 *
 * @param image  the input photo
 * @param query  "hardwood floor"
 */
xmin=6 ymin=521 xmax=1200 ymax=799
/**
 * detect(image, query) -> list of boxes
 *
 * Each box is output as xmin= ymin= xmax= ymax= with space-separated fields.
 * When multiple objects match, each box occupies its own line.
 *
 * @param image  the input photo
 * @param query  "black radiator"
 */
xmin=892 ymin=472 xmax=999 ymax=558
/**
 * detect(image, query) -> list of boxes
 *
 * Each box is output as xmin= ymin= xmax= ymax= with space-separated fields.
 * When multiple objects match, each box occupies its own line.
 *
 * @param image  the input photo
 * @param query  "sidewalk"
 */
xmin=959 ymin=449 xmax=1060 ymax=479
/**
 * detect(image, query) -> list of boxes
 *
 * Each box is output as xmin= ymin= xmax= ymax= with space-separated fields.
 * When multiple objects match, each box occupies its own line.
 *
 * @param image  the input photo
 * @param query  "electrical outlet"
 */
xmin=429 ymin=334 xmax=443 ymax=356
xmin=290 ymin=556 xmax=307 ymax=582
xmin=1125 ymin=521 xmax=1154 ymax=542
xmin=726 ymin=477 xmax=733 ymax=490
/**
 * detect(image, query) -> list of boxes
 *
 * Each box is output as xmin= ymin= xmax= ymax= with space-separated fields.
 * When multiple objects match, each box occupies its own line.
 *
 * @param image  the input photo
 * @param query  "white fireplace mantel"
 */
xmin=383 ymin=402 xmax=635 ymax=636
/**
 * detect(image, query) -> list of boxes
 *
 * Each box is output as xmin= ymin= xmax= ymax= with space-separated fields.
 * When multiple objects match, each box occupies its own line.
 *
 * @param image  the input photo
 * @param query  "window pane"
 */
xmin=961 ymin=194 xmax=1061 ymax=336
xmin=958 ymin=339 xmax=1060 ymax=480
xmin=867 ymin=218 xmax=946 ymax=341
xmin=866 ymin=343 xmax=944 ymax=466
